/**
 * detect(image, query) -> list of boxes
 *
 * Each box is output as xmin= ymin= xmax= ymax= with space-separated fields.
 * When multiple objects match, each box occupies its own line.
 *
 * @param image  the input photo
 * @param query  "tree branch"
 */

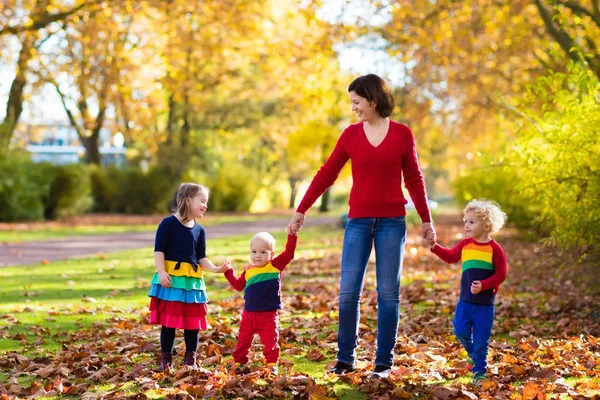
xmin=52 ymin=81 xmax=85 ymax=142
xmin=557 ymin=0 xmax=600 ymax=27
xmin=0 ymin=1 xmax=96 ymax=37
xmin=534 ymin=0 xmax=600 ymax=78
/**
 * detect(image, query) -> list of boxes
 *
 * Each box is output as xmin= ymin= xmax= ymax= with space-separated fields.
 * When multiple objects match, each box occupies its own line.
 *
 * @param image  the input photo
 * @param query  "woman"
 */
xmin=287 ymin=74 xmax=435 ymax=379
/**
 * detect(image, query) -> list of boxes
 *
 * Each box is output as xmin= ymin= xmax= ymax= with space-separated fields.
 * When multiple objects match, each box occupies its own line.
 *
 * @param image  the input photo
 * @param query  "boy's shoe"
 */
xmin=472 ymin=372 xmax=488 ymax=386
xmin=371 ymin=365 xmax=392 ymax=379
xmin=267 ymin=363 xmax=278 ymax=376
xmin=466 ymin=358 xmax=474 ymax=371
xmin=328 ymin=361 xmax=355 ymax=375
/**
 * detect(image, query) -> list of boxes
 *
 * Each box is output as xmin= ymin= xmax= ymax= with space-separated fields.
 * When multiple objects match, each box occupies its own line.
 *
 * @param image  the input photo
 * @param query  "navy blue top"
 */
xmin=154 ymin=215 xmax=207 ymax=264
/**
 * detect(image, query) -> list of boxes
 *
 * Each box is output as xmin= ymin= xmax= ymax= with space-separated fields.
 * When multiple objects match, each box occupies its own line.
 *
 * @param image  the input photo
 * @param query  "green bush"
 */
xmin=90 ymin=165 xmax=119 ymax=212
xmin=0 ymin=152 xmax=48 ymax=221
xmin=206 ymin=164 xmax=256 ymax=212
xmin=453 ymin=166 xmax=539 ymax=231
xmin=507 ymin=61 xmax=600 ymax=252
xmin=44 ymin=163 xmax=93 ymax=220
xmin=454 ymin=60 xmax=600 ymax=257
xmin=111 ymin=167 xmax=174 ymax=214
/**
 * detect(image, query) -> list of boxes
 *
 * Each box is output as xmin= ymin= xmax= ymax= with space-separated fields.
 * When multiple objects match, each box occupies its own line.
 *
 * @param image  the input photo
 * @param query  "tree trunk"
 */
xmin=181 ymin=90 xmax=190 ymax=148
xmin=319 ymin=187 xmax=331 ymax=213
xmin=81 ymin=134 xmax=101 ymax=165
xmin=0 ymin=34 xmax=35 ymax=150
xmin=289 ymin=177 xmax=299 ymax=209
xmin=166 ymin=93 xmax=176 ymax=145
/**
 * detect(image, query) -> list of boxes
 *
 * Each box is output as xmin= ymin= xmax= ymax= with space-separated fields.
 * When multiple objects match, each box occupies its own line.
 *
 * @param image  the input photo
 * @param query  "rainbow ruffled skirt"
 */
xmin=148 ymin=260 xmax=208 ymax=330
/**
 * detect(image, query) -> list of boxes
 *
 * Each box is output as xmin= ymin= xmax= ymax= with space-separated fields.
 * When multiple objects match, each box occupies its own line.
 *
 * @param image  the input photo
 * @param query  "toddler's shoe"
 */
xmin=267 ymin=363 xmax=278 ymax=377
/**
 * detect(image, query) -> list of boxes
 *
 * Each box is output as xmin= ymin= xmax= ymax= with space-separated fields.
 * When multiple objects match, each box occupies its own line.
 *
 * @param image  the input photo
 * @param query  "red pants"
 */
xmin=232 ymin=310 xmax=279 ymax=364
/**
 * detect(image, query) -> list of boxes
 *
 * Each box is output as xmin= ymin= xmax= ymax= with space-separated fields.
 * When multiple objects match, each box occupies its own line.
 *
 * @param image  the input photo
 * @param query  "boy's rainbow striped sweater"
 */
xmin=431 ymin=238 xmax=507 ymax=305
xmin=224 ymin=235 xmax=297 ymax=311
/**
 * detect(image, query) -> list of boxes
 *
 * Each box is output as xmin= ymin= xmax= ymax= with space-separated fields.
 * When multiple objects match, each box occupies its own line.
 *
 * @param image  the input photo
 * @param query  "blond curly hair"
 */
xmin=463 ymin=199 xmax=507 ymax=234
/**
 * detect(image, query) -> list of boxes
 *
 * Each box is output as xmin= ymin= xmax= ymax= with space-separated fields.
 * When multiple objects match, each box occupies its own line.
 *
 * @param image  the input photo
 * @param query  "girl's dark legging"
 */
xmin=160 ymin=326 xmax=199 ymax=353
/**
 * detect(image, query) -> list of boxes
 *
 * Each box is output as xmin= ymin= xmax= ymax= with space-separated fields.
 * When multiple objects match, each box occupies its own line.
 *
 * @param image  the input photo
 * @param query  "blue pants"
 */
xmin=453 ymin=300 xmax=495 ymax=374
xmin=337 ymin=217 xmax=406 ymax=368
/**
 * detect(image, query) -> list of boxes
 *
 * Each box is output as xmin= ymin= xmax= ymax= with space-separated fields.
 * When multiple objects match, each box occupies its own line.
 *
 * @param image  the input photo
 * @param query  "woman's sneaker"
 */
xmin=371 ymin=365 xmax=392 ymax=379
xmin=472 ymin=372 xmax=488 ymax=386
xmin=328 ymin=361 xmax=354 ymax=375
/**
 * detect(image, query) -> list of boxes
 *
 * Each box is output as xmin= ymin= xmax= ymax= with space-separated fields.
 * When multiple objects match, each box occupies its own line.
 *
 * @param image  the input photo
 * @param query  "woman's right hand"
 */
xmin=287 ymin=212 xmax=305 ymax=235
xmin=158 ymin=271 xmax=171 ymax=288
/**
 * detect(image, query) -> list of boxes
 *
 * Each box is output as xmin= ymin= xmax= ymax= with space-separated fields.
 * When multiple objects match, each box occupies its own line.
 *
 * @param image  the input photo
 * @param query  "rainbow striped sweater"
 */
xmin=224 ymin=235 xmax=297 ymax=311
xmin=431 ymin=238 xmax=507 ymax=305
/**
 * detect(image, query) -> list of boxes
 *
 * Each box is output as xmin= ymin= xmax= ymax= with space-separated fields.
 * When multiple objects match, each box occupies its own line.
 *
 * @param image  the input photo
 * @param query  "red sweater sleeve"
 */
xmin=401 ymin=126 xmax=432 ymax=223
xmin=271 ymin=234 xmax=297 ymax=272
xmin=296 ymin=128 xmax=350 ymax=214
xmin=224 ymin=268 xmax=247 ymax=292
xmin=480 ymin=241 xmax=507 ymax=292
xmin=430 ymin=239 xmax=469 ymax=264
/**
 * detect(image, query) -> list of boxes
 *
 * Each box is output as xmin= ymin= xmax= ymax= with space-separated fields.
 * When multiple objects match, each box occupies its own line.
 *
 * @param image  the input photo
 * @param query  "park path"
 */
xmin=0 ymin=216 xmax=338 ymax=267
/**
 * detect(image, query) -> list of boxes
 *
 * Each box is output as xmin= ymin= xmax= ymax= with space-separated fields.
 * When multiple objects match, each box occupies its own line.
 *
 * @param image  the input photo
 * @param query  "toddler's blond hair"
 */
xmin=463 ymin=199 xmax=507 ymax=234
xmin=251 ymin=232 xmax=276 ymax=252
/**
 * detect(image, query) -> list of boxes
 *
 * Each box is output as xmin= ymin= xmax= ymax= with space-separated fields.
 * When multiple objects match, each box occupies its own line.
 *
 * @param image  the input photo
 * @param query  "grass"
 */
xmin=0 ymin=223 xmax=367 ymax=398
xmin=0 ymin=213 xmax=290 ymax=243
xmin=3 ymin=215 xmax=595 ymax=399
xmin=0 ymin=224 xmax=344 ymax=353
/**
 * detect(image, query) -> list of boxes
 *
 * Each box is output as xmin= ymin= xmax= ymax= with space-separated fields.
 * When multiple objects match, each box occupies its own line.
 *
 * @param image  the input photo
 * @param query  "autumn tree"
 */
xmin=0 ymin=0 xmax=103 ymax=152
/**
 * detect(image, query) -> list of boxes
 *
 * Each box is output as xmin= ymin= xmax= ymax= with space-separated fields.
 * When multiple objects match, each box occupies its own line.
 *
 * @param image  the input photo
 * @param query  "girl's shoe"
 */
xmin=158 ymin=352 xmax=173 ymax=372
xmin=184 ymin=351 xmax=198 ymax=369
xmin=472 ymin=372 xmax=488 ymax=386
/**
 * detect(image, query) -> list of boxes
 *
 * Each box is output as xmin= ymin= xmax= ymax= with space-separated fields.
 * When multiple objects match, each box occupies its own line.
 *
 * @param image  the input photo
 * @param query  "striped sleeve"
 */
xmin=480 ymin=241 xmax=507 ymax=291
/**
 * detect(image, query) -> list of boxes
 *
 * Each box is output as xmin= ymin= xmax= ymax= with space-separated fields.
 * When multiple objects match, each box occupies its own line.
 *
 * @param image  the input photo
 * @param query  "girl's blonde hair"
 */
xmin=463 ymin=199 xmax=507 ymax=234
xmin=176 ymin=183 xmax=209 ymax=222
xmin=251 ymin=232 xmax=276 ymax=252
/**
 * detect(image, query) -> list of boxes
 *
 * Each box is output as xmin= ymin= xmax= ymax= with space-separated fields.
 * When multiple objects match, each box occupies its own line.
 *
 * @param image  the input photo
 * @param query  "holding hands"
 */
xmin=287 ymin=212 xmax=304 ymax=236
xmin=215 ymin=261 xmax=231 ymax=273
xmin=422 ymin=222 xmax=436 ymax=248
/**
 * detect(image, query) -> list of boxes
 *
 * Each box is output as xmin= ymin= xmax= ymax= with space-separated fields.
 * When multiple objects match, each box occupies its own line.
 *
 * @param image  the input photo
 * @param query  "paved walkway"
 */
xmin=0 ymin=216 xmax=338 ymax=267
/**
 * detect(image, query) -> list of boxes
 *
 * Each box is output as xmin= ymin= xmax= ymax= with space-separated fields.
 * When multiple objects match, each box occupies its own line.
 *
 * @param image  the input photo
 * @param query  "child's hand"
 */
xmin=471 ymin=280 xmax=482 ymax=294
xmin=216 ymin=261 xmax=231 ymax=273
xmin=158 ymin=271 xmax=171 ymax=288
xmin=423 ymin=231 xmax=436 ymax=248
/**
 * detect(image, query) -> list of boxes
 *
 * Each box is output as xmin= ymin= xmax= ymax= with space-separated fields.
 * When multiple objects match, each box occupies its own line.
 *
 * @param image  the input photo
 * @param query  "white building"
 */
xmin=15 ymin=123 xmax=126 ymax=166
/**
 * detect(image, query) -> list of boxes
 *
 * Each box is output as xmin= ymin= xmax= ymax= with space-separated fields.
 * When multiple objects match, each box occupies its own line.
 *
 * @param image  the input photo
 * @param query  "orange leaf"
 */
xmin=522 ymin=382 xmax=545 ymax=400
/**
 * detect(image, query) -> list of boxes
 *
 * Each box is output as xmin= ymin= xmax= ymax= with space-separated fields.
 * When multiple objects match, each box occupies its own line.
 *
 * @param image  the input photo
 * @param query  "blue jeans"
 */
xmin=453 ymin=300 xmax=495 ymax=374
xmin=337 ymin=217 xmax=406 ymax=368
